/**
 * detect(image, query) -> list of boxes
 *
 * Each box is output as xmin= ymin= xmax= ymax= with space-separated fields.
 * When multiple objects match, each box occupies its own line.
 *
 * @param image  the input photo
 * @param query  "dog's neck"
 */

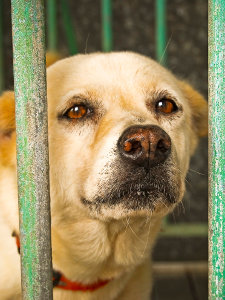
xmin=51 ymin=214 xmax=162 ymax=284
xmin=12 ymin=232 xmax=111 ymax=292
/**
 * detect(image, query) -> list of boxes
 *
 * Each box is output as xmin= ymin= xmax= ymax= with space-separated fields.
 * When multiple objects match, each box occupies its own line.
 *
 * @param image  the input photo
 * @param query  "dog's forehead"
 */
xmin=47 ymin=52 xmax=182 ymax=108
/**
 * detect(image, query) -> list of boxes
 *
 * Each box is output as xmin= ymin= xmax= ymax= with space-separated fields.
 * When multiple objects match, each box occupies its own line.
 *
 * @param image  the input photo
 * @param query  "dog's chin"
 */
xmin=81 ymin=185 xmax=179 ymax=220
xmin=81 ymin=162 xmax=182 ymax=220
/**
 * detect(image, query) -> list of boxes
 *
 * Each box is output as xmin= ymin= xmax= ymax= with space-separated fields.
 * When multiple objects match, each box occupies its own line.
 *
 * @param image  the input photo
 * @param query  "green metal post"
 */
xmin=11 ymin=0 xmax=53 ymax=299
xmin=209 ymin=0 xmax=225 ymax=299
xmin=47 ymin=0 xmax=57 ymax=51
xmin=155 ymin=0 xmax=167 ymax=65
xmin=60 ymin=0 xmax=78 ymax=55
xmin=0 ymin=0 xmax=4 ymax=93
xmin=156 ymin=0 xmax=168 ymax=227
xmin=101 ymin=0 xmax=113 ymax=52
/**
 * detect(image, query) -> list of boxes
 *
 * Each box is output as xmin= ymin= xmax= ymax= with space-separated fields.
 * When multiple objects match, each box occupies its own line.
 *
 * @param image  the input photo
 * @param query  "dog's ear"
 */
xmin=179 ymin=81 xmax=208 ymax=137
xmin=0 ymin=91 xmax=15 ymax=137
xmin=46 ymin=52 xmax=62 ymax=68
xmin=0 ymin=91 xmax=16 ymax=166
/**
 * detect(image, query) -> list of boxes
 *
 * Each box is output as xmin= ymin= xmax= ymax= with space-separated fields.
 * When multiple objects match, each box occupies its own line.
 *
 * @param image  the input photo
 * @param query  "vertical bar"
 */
xmin=47 ymin=0 xmax=57 ymax=51
xmin=156 ymin=0 xmax=168 ymax=229
xmin=60 ymin=0 xmax=78 ymax=55
xmin=209 ymin=0 xmax=225 ymax=299
xmin=11 ymin=1 xmax=53 ymax=299
xmin=0 ymin=0 xmax=4 ymax=93
xmin=101 ymin=0 xmax=113 ymax=52
xmin=155 ymin=0 xmax=167 ymax=65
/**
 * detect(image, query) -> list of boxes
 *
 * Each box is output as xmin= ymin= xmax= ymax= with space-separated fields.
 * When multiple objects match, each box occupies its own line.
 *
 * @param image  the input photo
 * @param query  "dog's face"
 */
xmin=47 ymin=52 xmax=207 ymax=221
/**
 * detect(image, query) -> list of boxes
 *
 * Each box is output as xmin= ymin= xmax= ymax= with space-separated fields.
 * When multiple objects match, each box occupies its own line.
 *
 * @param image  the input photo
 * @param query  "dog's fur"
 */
xmin=0 ymin=52 xmax=207 ymax=300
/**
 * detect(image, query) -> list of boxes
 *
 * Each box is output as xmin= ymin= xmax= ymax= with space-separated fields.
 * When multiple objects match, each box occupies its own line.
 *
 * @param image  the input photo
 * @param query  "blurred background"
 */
xmin=1 ymin=0 xmax=208 ymax=299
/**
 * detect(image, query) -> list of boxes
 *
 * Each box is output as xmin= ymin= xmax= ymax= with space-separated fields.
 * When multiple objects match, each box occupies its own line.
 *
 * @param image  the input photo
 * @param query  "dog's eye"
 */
xmin=155 ymin=99 xmax=178 ymax=114
xmin=66 ymin=105 xmax=89 ymax=119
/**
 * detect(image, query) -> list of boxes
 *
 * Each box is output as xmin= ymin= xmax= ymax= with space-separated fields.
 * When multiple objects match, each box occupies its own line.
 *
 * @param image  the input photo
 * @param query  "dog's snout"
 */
xmin=118 ymin=125 xmax=171 ymax=168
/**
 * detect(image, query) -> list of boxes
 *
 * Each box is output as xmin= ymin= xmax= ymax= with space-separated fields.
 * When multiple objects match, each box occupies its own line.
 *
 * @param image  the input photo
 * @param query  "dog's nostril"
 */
xmin=123 ymin=140 xmax=142 ymax=154
xmin=124 ymin=140 xmax=132 ymax=152
xmin=157 ymin=139 xmax=170 ymax=153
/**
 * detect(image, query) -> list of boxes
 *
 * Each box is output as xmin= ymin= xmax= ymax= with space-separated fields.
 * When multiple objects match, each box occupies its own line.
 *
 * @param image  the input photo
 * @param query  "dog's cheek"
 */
xmin=82 ymin=137 xmax=119 ymax=202
xmin=187 ymin=126 xmax=199 ymax=156
xmin=48 ymin=132 xmax=89 ymax=206
xmin=170 ymin=121 xmax=193 ymax=177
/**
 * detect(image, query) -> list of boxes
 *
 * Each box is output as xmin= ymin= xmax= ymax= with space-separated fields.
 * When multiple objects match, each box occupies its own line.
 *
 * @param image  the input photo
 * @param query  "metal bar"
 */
xmin=11 ymin=1 xmax=53 ymax=299
xmin=209 ymin=0 xmax=225 ymax=299
xmin=47 ymin=0 xmax=57 ymax=51
xmin=155 ymin=0 xmax=167 ymax=65
xmin=160 ymin=223 xmax=208 ymax=237
xmin=101 ymin=0 xmax=113 ymax=52
xmin=0 ymin=0 xmax=4 ymax=93
xmin=60 ymin=0 xmax=78 ymax=55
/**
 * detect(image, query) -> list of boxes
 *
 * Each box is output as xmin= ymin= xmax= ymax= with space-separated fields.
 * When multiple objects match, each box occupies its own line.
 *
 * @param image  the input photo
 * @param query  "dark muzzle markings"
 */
xmin=83 ymin=124 xmax=179 ymax=212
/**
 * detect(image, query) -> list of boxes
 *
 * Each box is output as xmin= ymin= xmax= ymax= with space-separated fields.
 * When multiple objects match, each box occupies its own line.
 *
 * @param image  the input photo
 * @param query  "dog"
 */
xmin=0 ymin=52 xmax=207 ymax=299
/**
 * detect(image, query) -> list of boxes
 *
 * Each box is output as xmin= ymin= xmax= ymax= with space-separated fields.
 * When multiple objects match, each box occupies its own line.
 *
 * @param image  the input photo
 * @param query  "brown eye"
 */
xmin=66 ymin=105 xmax=88 ymax=119
xmin=155 ymin=99 xmax=178 ymax=114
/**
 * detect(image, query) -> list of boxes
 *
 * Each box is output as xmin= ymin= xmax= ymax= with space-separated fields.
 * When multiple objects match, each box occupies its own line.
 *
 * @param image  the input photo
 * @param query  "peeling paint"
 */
xmin=11 ymin=0 xmax=53 ymax=299
xmin=209 ymin=1 xmax=225 ymax=299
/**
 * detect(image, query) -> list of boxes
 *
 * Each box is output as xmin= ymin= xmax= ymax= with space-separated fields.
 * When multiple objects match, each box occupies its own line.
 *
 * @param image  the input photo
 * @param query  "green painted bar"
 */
xmin=0 ymin=0 xmax=4 ymax=93
xmin=60 ymin=0 xmax=78 ymax=55
xmin=11 ymin=0 xmax=53 ymax=299
xmin=101 ymin=0 xmax=113 ymax=52
xmin=157 ymin=0 xmax=168 ymax=224
xmin=155 ymin=0 xmax=167 ymax=65
xmin=47 ymin=0 xmax=57 ymax=51
xmin=209 ymin=0 xmax=225 ymax=299
xmin=160 ymin=223 xmax=208 ymax=237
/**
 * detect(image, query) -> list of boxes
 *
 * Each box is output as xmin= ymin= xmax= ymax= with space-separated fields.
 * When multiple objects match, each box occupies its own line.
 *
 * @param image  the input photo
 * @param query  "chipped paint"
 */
xmin=209 ymin=0 xmax=225 ymax=299
xmin=11 ymin=0 xmax=53 ymax=299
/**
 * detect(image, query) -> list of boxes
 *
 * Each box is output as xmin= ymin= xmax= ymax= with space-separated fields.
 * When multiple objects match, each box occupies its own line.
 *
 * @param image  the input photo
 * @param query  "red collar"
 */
xmin=12 ymin=231 xmax=110 ymax=292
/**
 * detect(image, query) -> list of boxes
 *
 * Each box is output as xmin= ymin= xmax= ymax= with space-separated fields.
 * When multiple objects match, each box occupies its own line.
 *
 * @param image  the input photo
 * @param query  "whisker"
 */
xmin=126 ymin=217 xmax=143 ymax=242
xmin=171 ymin=211 xmax=177 ymax=223
xmin=141 ymin=213 xmax=152 ymax=258
xmin=184 ymin=177 xmax=192 ymax=188
xmin=123 ymin=216 xmax=131 ymax=234
xmin=84 ymin=33 xmax=90 ymax=54
xmin=173 ymin=200 xmax=186 ymax=217
xmin=170 ymin=165 xmax=192 ymax=188
xmin=188 ymin=168 xmax=206 ymax=176
xmin=159 ymin=32 xmax=173 ymax=64
xmin=158 ymin=198 xmax=169 ymax=209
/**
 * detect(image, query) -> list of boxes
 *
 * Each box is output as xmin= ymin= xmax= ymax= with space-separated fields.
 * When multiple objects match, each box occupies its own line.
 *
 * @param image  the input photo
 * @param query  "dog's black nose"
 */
xmin=118 ymin=125 xmax=171 ymax=168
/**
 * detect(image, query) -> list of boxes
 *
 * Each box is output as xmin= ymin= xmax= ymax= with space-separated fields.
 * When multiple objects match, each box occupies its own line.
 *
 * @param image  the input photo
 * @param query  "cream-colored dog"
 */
xmin=0 ymin=52 xmax=207 ymax=300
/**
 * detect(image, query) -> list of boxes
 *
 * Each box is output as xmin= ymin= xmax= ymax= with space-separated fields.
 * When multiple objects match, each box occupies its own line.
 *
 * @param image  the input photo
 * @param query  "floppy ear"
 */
xmin=179 ymin=81 xmax=208 ymax=137
xmin=0 ymin=91 xmax=16 ymax=166
xmin=46 ymin=51 xmax=62 ymax=68
xmin=0 ymin=91 xmax=15 ymax=136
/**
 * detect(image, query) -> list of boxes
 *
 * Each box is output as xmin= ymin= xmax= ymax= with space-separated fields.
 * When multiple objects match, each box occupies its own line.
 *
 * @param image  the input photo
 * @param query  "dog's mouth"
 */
xmin=82 ymin=164 xmax=181 ymax=214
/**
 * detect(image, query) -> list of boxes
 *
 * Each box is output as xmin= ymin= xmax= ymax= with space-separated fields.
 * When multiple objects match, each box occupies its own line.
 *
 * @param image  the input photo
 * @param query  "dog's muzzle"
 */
xmin=117 ymin=125 xmax=171 ymax=170
xmin=82 ymin=124 xmax=179 ymax=213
